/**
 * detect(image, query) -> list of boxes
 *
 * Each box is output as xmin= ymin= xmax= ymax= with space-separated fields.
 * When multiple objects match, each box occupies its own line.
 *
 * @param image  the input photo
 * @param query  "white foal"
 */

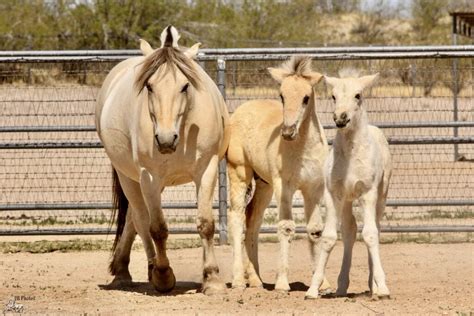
xmin=305 ymin=71 xmax=392 ymax=299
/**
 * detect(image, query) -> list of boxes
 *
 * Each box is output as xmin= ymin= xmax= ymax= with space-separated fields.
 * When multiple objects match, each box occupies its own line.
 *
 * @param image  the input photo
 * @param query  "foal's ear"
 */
xmin=323 ymin=75 xmax=339 ymax=88
xmin=268 ymin=67 xmax=290 ymax=83
xmin=359 ymin=73 xmax=379 ymax=89
xmin=308 ymin=71 xmax=323 ymax=86
xmin=184 ymin=42 xmax=201 ymax=59
xmin=139 ymin=39 xmax=154 ymax=56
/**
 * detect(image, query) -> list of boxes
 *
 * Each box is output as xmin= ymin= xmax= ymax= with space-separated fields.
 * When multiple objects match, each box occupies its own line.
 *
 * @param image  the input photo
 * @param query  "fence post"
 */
xmin=217 ymin=58 xmax=228 ymax=245
xmin=452 ymin=15 xmax=459 ymax=161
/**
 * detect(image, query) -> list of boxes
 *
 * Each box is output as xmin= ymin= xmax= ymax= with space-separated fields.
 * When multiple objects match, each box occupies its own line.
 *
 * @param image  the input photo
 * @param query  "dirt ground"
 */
xmin=1 ymin=240 xmax=472 ymax=315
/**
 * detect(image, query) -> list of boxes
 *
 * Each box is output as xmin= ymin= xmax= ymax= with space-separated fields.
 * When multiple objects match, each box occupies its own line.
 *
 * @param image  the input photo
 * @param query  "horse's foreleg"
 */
xmin=360 ymin=188 xmax=389 ymax=298
xmin=274 ymin=181 xmax=296 ymax=292
xmin=244 ymin=179 xmax=273 ymax=288
xmin=195 ymin=156 xmax=226 ymax=295
xmin=336 ymin=202 xmax=356 ymax=297
xmin=228 ymin=163 xmax=252 ymax=289
xmin=306 ymin=189 xmax=340 ymax=299
xmin=140 ymin=169 xmax=175 ymax=293
xmin=114 ymin=172 xmax=159 ymax=291
xmin=302 ymin=185 xmax=331 ymax=293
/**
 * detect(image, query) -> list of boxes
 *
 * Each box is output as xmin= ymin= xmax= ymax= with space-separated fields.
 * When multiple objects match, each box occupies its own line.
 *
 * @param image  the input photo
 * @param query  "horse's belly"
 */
xmin=100 ymin=128 xmax=139 ymax=180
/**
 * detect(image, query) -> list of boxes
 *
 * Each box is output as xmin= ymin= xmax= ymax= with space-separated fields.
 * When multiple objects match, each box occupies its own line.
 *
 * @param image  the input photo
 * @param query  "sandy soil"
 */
xmin=1 ymin=240 xmax=472 ymax=315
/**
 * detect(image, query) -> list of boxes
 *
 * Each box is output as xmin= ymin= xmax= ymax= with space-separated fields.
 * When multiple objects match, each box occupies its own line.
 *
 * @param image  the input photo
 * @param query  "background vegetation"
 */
xmin=0 ymin=0 xmax=473 ymax=51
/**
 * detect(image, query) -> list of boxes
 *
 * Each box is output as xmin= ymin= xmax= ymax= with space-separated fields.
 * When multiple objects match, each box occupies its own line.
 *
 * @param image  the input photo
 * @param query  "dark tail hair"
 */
xmin=110 ymin=168 xmax=129 ymax=256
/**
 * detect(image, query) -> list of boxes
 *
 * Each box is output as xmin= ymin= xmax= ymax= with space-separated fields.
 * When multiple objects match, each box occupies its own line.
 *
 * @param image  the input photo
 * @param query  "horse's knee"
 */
xmin=307 ymin=223 xmax=323 ymax=243
xmin=150 ymin=222 xmax=169 ymax=241
xmin=197 ymin=217 xmax=215 ymax=239
xmin=277 ymin=220 xmax=295 ymax=242
xmin=362 ymin=226 xmax=379 ymax=247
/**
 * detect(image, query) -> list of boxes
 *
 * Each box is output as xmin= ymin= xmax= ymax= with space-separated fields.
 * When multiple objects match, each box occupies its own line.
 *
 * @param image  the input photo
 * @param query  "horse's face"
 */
xmin=268 ymin=67 xmax=322 ymax=141
xmin=325 ymin=74 xmax=378 ymax=131
xmin=278 ymin=76 xmax=314 ymax=141
xmin=146 ymin=68 xmax=191 ymax=154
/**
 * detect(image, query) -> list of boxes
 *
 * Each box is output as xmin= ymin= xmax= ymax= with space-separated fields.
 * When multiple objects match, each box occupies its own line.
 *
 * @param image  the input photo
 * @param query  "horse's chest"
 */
xmin=331 ymin=158 xmax=373 ymax=201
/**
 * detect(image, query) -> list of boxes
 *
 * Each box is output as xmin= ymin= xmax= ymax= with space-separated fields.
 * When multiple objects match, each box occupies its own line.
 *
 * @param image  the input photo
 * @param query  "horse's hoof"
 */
xmin=274 ymin=280 xmax=290 ymax=292
xmin=377 ymin=294 xmax=391 ymax=300
xmin=104 ymin=275 xmax=133 ymax=289
xmin=151 ymin=266 xmax=176 ymax=293
xmin=305 ymin=287 xmax=319 ymax=300
xmin=247 ymin=275 xmax=263 ymax=288
xmin=203 ymin=277 xmax=227 ymax=295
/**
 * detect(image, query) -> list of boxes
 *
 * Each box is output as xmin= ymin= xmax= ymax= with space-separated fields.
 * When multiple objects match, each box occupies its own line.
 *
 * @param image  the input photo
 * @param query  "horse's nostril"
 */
xmin=173 ymin=133 xmax=178 ymax=142
xmin=341 ymin=112 xmax=347 ymax=120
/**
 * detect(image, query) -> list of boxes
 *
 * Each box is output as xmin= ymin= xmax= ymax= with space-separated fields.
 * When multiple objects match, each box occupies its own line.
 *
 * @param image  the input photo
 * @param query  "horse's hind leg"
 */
xmin=228 ymin=162 xmax=253 ymax=289
xmin=140 ymin=170 xmax=176 ymax=293
xmin=110 ymin=208 xmax=136 ymax=285
xmin=244 ymin=178 xmax=273 ymax=287
xmin=195 ymin=155 xmax=226 ymax=295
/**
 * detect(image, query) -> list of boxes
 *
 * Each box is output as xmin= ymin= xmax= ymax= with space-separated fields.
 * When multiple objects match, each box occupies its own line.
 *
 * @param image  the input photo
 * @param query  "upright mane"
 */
xmin=280 ymin=55 xmax=314 ymax=78
xmin=135 ymin=46 xmax=201 ymax=92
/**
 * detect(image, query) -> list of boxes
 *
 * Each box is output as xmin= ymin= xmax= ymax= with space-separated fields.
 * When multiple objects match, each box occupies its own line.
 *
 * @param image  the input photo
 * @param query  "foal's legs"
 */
xmin=115 ymin=172 xmax=157 ymax=285
xmin=306 ymin=189 xmax=341 ymax=299
xmin=274 ymin=181 xmax=296 ymax=292
xmin=228 ymin=162 xmax=252 ymax=288
xmin=336 ymin=202 xmax=357 ymax=297
xmin=110 ymin=208 xmax=136 ymax=285
xmin=360 ymin=188 xmax=389 ymax=298
xmin=244 ymin=179 xmax=273 ymax=287
xmin=195 ymin=156 xmax=226 ymax=295
xmin=301 ymin=185 xmax=331 ymax=292
xmin=140 ymin=169 xmax=176 ymax=293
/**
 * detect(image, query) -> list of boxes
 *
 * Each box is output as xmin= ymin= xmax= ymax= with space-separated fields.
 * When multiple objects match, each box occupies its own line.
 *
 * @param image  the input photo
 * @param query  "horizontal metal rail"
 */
xmin=1 ymin=199 xmax=473 ymax=211
xmin=1 ymin=136 xmax=473 ymax=149
xmin=1 ymin=46 xmax=474 ymax=62
xmin=0 ymin=225 xmax=472 ymax=236
xmin=1 ymin=121 xmax=473 ymax=133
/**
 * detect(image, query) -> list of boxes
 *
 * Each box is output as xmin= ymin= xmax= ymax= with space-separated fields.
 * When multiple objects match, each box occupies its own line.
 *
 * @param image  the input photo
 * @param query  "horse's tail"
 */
xmin=109 ymin=167 xmax=129 ymax=273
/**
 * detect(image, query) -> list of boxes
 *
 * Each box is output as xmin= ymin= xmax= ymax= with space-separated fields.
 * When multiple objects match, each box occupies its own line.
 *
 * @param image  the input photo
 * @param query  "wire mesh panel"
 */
xmin=0 ymin=50 xmax=473 ymax=236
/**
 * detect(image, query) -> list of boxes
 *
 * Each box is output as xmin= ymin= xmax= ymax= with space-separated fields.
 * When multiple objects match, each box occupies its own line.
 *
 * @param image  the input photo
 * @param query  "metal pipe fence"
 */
xmin=0 ymin=46 xmax=473 ymax=240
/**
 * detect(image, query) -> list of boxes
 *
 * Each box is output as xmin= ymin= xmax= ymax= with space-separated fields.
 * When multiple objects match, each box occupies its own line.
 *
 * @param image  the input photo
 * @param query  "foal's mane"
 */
xmin=280 ymin=55 xmax=314 ymax=78
xmin=135 ymin=46 xmax=201 ymax=92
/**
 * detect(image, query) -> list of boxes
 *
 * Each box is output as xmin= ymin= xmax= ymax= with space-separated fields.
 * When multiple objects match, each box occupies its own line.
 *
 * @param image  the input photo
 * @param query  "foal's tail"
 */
xmin=110 ymin=168 xmax=129 ymax=261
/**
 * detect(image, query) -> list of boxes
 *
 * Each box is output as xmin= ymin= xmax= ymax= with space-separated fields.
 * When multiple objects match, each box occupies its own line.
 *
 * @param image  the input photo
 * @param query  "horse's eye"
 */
xmin=331 ymin=95 xmax=336 ymax=101
xmin=146 ymin=83 xmax=153 ymax=92
xmin=181 ymin=83 xmax=189 ymax=93
xmin=303 ymin=95 xmax=310 ymax=105
xmin=355 ymin=93 xmax=361 ymax=100
xmin=280 ymin=94 xmax=284 ymax=104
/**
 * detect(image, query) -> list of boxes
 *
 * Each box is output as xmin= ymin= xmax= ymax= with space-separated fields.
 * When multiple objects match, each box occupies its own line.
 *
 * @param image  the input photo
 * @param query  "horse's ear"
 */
xmin=139 ymin=39 xmax=154 ymax=56
xmin=359 ymin=73 xmax=379 ymax=89
xmin=324 ymin=75 xmax=339 ymax=88
xmin=160 ymin=25 xmax=180 ymax=48
xmin=308 ymin=71 xmax=323 ymax=86
xmin=184 ymin=42 xmax=201 ymax=59
xmin=268 ymin=67 xmax=290 ymax=83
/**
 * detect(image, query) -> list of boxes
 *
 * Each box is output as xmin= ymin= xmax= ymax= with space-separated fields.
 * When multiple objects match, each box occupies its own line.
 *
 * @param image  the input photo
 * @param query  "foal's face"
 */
xmin=279 ymin=76 xmax=314 ymax=141
xmin=325 ymin=74 xmax=378 ymax=131
xmin=146 ymin=68 xmax=191 ymax=154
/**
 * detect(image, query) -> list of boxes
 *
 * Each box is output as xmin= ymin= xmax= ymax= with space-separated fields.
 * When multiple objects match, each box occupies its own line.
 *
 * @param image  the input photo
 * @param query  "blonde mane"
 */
xmin=135 ymin=46 xmax=201 ymax=92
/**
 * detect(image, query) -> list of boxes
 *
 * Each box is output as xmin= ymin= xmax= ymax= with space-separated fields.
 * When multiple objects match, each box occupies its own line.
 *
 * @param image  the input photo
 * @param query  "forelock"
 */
xmin=280 ymin=55 xmax=313 ymax=77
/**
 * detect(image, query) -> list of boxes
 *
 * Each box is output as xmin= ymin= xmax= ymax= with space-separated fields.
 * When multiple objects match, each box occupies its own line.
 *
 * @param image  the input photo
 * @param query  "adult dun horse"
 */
xmin=227 ymin=56 xmax=330 ymax=291
xmin=96 ymin=26 xmax=230 ymax=294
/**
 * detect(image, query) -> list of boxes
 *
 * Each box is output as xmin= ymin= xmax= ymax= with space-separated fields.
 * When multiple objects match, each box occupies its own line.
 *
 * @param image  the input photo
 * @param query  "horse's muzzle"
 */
xmin=155 ymin=133 xmax=179 ymax=154
xmin=281 ymin=124 xmax=297 ymax=141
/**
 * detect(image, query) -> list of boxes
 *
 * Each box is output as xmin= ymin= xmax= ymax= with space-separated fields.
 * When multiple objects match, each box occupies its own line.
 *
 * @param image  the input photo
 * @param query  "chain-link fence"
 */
xmin=0 ymin=47 xmax=473 ymax=239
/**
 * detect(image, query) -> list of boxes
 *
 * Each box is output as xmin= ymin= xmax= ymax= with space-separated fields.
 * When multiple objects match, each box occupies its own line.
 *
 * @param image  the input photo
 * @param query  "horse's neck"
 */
xmin=300 ymin=96 xmax=327 ymax=145
xmin=335 ymin=111 xmax=369 ymax=157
